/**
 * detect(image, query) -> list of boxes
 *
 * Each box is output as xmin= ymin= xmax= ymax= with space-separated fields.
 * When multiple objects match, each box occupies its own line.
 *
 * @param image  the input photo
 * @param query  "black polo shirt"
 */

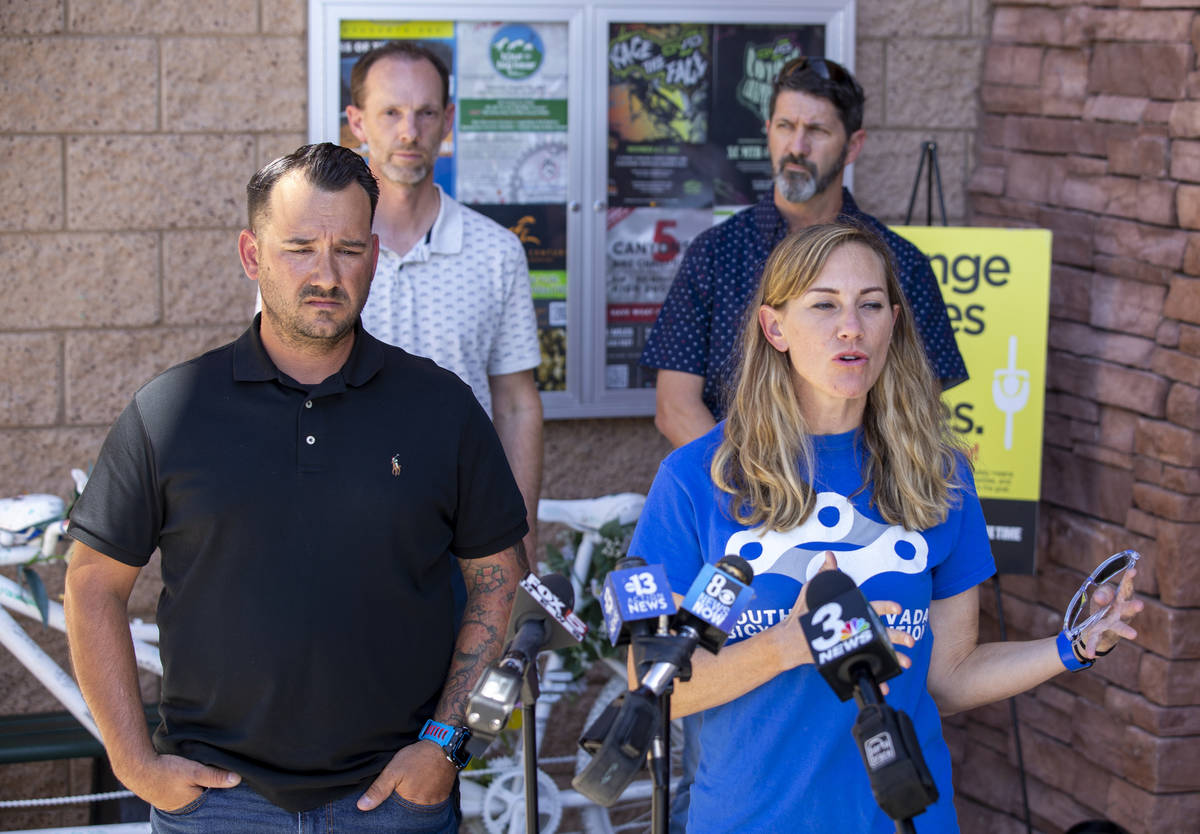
xmin=69 ymin=317 xmax=528 ymax=812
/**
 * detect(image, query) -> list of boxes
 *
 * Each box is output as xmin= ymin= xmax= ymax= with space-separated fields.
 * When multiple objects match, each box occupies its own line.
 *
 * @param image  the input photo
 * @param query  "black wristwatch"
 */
xmin=418 ymin=719 xmax=472 ymax=769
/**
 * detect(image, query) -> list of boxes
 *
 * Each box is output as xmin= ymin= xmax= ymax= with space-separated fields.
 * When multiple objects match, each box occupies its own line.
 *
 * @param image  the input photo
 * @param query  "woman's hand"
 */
xmin=776 ymin=551 xmax=915 ymax=691
xmin=1077 ymin=566 xmax=1143 ymax=659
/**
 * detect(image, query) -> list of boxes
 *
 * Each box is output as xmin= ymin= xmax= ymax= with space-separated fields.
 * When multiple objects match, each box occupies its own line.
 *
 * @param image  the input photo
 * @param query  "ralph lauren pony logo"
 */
xmin=391 ymin=454 xmax=402 ymax=476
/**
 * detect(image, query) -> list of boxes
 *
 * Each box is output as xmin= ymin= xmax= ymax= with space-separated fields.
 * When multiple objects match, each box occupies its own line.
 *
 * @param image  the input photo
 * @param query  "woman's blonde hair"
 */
xmin=711 ymin=222 xmax=965 ymax=532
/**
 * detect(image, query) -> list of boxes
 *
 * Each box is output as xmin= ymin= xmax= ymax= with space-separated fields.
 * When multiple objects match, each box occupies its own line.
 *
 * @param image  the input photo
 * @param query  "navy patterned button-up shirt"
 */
xmin=640 ymin=189 xmax=967 ymax=420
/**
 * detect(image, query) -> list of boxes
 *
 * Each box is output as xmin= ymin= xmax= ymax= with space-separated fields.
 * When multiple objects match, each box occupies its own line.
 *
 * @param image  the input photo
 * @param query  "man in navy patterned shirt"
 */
xmin=641 ymin=56 xmax=967 ymax=447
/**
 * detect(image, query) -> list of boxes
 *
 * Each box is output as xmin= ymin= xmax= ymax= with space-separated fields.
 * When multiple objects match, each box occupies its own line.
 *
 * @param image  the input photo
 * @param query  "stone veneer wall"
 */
xmin=944 ymin=2 xmax=1200 ymax=833
xmin=0 ymin=0 xmax=992 ymax=828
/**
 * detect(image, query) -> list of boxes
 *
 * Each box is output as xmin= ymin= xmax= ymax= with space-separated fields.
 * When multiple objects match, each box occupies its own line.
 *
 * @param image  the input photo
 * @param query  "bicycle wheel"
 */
xmin=574 ymin=674 xmax=685 ymax=834
xmin=480 ymin=763 xmax=563 ymax=834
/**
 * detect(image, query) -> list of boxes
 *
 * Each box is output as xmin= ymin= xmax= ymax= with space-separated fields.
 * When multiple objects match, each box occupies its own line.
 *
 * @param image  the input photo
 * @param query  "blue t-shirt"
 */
xmin=639 ymin=190 xmax=968 ymax=420
xmin=628 ymin=425 xmax=995 ymax=834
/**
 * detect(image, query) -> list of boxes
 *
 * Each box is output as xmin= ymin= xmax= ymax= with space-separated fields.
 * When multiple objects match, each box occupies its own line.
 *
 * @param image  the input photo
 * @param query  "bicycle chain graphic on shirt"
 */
xmin=724 ymin=491 xmax=929 ymax=587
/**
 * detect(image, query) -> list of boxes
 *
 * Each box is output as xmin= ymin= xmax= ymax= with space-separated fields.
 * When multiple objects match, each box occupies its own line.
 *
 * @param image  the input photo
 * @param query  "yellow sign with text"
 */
xmin=893 ymin=227 xmax=1053 ymax=503
xmin=339 ymin=20 xmax=454 ymax=40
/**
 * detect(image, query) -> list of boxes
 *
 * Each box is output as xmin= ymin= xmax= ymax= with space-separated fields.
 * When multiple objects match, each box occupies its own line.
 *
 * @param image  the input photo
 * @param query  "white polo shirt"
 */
xmin=359 ymin=186 xmax=541 ymax=417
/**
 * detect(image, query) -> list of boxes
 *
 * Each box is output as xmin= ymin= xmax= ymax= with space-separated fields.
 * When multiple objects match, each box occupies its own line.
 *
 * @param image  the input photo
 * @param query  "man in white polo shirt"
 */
xmin=346 ymin=41 xmax=543 ymax=558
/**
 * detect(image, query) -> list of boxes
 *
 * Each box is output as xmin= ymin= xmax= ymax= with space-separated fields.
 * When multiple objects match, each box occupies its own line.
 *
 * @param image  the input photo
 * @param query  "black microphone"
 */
xmin=799 ymin=568 xmax=937 ymax=825
xmin=505 ymin=572 xmax=584 ymax=660
xmin=465 ymin=573 xmax=585 ymax=754
xmin=799 ymin=568 xmax=901 ymax=702
xmin=573 ymin=556 xmax=755 ymax=806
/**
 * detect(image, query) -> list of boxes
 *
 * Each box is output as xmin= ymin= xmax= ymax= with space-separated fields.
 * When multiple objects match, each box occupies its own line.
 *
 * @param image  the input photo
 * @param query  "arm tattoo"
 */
xmin=468 ymin=563 xmax=507 ymax=594
xmin=437 ymin=545 xmax=524 ymax=725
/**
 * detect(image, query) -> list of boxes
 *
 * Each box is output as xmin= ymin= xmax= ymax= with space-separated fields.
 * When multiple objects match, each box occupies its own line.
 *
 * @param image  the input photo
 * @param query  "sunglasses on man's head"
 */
xmin=775 ymin=55 xmax=852 ymax=86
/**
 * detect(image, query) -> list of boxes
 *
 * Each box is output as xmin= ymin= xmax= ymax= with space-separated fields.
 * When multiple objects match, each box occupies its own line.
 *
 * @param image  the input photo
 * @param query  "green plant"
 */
xmin=541 ymin=516 xmax=636 ymax=680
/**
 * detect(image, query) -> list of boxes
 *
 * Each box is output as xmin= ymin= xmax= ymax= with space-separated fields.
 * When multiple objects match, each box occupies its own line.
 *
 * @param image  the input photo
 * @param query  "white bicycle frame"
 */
xmin=0 ymin=521 xmax=68 ymax=568
xmin=0 ymin=528 xmax=160 ymax=833
xmin=0 ymin=494 xmax=648 ymax=834
xmin=460 ymin=493 xmax=650 ymax=834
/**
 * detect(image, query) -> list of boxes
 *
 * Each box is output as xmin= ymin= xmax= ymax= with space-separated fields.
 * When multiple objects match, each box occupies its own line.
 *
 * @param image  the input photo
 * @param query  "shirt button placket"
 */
xmin=299 ymin=397 xmax=323 ymax=471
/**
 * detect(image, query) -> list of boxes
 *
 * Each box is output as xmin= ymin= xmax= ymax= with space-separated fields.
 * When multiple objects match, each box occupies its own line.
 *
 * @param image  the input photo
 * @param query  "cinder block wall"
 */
xmin=0 ymin=0 xmax=305 ymax=503
xmin=944 ymin=3 xmax=1200 ymax=833
xmin=1 ymin=2 xmax=303 ymax=828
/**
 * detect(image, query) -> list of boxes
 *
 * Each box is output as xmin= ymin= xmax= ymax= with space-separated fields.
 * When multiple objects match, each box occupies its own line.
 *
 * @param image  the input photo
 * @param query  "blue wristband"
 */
xmin=418 ymin=719 xmax=471 ymax=769
xmin=1057 ymin=630 xmax=1093 ymax=672
xmin=418 ymin=719 xmax=455 ymax=745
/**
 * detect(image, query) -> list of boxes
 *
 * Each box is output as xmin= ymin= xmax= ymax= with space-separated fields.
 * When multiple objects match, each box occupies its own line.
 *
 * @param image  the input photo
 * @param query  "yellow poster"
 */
xmin=893 ymin=227 xmax=1053 ymax=572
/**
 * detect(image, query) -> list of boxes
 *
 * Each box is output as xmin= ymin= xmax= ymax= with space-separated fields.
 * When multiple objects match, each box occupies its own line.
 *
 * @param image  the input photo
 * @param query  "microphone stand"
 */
xmin=634 ymin=621 xmax=685 ymax=834
xmin=520 ymin=661 xmax=541 ymax=834
xmin=649 ymin=686 xmax=672 ymax=834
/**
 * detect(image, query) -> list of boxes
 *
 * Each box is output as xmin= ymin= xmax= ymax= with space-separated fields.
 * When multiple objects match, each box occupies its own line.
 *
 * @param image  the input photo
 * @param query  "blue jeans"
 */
xmin=150 ymin=782 xmax=458 ymax=834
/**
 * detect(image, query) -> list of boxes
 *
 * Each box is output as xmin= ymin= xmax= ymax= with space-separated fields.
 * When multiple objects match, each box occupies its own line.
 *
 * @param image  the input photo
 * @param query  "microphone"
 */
xmin=799 ymin=568 xmax=937 ymax=823
xmin=799 ymin=568 xmax=901 ymax=702
xmin=573 ymin=556 xmax=755 ymax=806
xmin=601 ymin=554 xmax=677 ymax=641
xmin=504 ymin=572 xmax=585 ymax=661
xmin=465 ymin=573 xmax=586 ymax=754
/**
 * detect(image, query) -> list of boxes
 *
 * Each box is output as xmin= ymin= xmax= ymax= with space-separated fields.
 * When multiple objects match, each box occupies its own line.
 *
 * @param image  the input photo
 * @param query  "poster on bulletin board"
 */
xmin=602 ymin=20 xmax=826 ymax=391
xmin=337 ymin=19 xmax=571 ymax=393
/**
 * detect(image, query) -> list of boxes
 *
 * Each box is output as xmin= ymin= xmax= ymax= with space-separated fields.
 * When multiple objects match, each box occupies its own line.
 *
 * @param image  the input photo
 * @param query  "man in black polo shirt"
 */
xmin=63 ymin=143 xmax=528 ymax=833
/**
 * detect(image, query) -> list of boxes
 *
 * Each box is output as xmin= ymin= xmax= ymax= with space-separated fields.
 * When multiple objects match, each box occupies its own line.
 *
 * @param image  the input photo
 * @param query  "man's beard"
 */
xmin=376 ymin=144 xmax=431 ymax=186
xmin=774 ymin=143 xmax=849 ymax=204
xmin=263 ymin=282 xmax=357 ymax=344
